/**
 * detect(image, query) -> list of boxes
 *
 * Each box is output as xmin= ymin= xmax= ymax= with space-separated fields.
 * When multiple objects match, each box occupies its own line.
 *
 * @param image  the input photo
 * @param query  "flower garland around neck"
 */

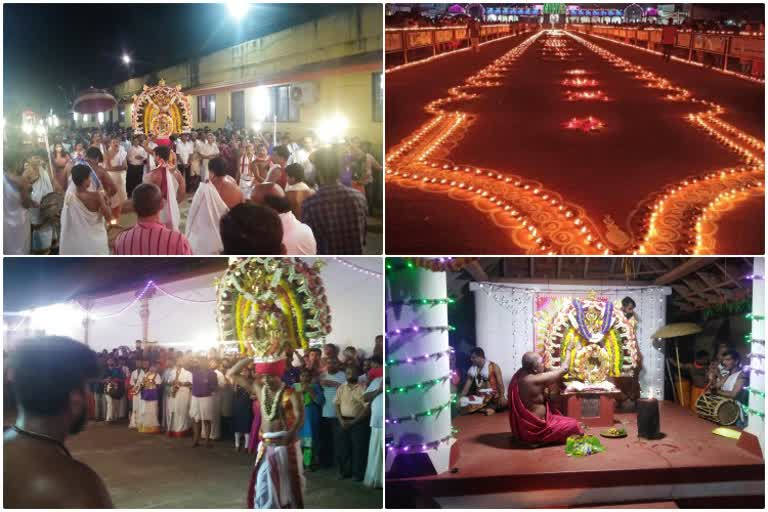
xmin=573 ymin=299 xmax=613 ymax=343
xmin=261 ymin=382 xmax=286 ymax=421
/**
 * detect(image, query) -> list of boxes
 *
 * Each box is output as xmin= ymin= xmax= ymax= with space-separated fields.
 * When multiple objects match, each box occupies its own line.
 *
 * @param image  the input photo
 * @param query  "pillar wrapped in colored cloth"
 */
xmin=507 ymin=370 xmax=582 ymax=445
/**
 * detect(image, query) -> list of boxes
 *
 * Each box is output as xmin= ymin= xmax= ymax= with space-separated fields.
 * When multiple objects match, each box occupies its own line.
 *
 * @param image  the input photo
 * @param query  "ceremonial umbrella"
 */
xmin=73 ymin=88 xmax=117 ymax=114
xmin=653 ymin=322 xmax=703 ymax=407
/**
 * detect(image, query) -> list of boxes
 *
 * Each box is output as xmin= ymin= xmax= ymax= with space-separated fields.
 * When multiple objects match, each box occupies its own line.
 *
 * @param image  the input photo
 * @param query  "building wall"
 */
xmin=100 ymin=5 xmax=382 ymax=144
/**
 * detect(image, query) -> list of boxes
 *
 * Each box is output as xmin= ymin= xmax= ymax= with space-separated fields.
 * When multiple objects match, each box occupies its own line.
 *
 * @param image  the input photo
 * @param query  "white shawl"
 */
xmin=59 ymin=188 xmax=109 ymax=255
xmin=143 ymin=168 xmax=180 ymax=232
xmin=3 ymin=175 xmax=31 ymax=255
xmin=184 ymin=182 xmax=228 ymax=255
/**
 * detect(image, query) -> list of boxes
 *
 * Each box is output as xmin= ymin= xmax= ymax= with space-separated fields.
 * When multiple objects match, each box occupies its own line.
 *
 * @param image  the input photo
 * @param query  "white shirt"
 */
xmin=321 ymin=371 xmax=346 ymax=418
xmin=127 ymin=145 xmax=148 ymax=166
xmin=280 ymin=212 xmax=316 ymax=255
xmin=366 ymin=377 xmax=383 ymax=428
xmin=198 ymin=141 xmax=219 ymax=160
xmin=175 ymin=140 xmax=194 ymax=165
xmin=108 ymin=146 xmax=127 ymax=169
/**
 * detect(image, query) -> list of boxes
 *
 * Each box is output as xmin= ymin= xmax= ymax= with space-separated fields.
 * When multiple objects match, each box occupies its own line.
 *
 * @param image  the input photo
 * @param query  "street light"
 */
xmin=226 ymin=0 xmax=250 ymax=21
xmin=122 ymin=54 xmax=131 ymax=65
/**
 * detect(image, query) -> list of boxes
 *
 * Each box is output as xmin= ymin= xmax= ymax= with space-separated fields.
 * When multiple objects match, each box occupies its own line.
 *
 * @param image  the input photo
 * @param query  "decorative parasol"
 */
xmin=73 ymin=88 xmax=117 ymax=114
xmin=653 ymin=323 xmax=703 ymax=407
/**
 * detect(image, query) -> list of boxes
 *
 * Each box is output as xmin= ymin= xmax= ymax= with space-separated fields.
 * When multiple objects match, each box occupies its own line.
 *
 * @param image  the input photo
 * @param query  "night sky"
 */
xmin=3 ymin=3 xmax=348 ymax=115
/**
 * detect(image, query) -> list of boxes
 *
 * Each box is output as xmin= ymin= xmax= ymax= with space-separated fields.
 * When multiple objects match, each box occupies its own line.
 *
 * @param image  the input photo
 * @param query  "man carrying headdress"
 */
xmin=227 ymin=344 xmax=305 ymax=508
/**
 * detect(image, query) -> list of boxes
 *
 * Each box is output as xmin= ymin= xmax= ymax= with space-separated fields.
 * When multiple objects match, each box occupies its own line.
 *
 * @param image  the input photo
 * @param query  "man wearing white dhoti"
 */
xmin=226 ymin=357 xmax=305 ymax=509
xmin=59 ymin=164 xmax=111 ymax=255
xmin=25 ymin=157 xmax=60 ymax=254
xmin=118 ymin=358 xmax=130 ymax=419
xmin=162 ymin=364 xmax=175 ymax=432
xmin=142 ymin=145 xmax=185 ymax=232
xmin=105 ymin=137 xmax=128 ymax=220
xmin=363 ymin=359 xmax=383 ymax=489
xmin=184 ymin=180 xmax=229 ymax=255
xmin=4 ymin=166 xmax=34 ymax=255
xmin=166 ymin=358 xmax=194 ymax=438
xmin=129 ymin=362 xmax=147 ymax=429
xmin=237 ymin=143 xmax=258 ymax=198
xmin=197 ymin=134 xmax=220 ymax=182
xmin=138 ymin=363 xmax=163 ymax=434
xmin=190 ymin=358 xmax=219 ymax=447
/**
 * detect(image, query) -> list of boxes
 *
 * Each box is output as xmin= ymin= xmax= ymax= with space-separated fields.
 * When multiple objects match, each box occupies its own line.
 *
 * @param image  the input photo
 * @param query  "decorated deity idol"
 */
xmin=536 ymin=291 xmax=639 ymax=391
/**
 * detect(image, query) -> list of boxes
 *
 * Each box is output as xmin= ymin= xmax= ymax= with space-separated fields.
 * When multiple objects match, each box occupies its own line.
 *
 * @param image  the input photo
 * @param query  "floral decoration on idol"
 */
xmin=216 ymin=258 xmax=332 ymax=358
xmin=131 ymin=79 xmax=193 ymax=139
xmin=536 ymin=291 xmax=638 ymax=390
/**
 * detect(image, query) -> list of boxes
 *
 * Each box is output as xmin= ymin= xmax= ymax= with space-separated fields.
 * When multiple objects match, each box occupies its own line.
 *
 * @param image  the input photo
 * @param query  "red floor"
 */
xmin=385 ymin=31 xmax=764 ymax=255
xmin=386 ymin=402 xmax=764 ymax=508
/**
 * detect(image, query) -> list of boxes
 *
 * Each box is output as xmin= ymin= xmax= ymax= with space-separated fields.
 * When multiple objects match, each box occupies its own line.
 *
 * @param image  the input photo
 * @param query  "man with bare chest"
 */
xmin=507 ymin=352 xmax=582 ymax=445
xmin=4 ymin=336 xmax=114 ymax=508
xmin=227 ymin=355 xmax=305 ymax=509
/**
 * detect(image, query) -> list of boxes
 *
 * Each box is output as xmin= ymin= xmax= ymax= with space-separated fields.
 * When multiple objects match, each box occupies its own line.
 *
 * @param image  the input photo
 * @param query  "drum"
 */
xmin=39 ymin=192 xmax=64 ymax=227
xmin=695 ymin=393 xmax=740 ymax=426
xmin=105 ymin=379 xmax=124 ymax=399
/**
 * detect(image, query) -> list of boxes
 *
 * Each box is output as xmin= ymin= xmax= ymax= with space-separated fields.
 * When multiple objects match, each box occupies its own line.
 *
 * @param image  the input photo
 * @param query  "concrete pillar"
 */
xmin=745 ymin=258 xmax=765 ymax=455
xmin=385 ymin=260 xmax=453 ymax=476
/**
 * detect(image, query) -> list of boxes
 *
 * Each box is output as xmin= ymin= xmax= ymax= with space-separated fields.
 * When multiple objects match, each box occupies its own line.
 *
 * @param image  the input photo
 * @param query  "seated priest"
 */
xmin=508 ymin=352 xmax=583 ymax=446
xmin=458 ymin=348 xmax=506 ymax=415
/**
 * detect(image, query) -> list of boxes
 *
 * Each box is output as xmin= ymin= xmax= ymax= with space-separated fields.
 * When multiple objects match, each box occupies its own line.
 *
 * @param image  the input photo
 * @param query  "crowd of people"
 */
xmin=4 ymin=335 xmax=383 ymax=508
xmin=4 ymin=124 xmax=382 ymax=256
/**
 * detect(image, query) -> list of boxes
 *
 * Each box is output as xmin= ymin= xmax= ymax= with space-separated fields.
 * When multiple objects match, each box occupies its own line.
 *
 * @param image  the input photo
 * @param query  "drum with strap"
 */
xmin=695 ymin=393 xmax=740 ymax=426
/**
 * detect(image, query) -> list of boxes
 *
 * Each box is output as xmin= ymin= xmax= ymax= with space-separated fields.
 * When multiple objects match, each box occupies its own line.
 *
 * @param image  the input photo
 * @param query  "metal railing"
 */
xmin=385 ymin=22 xmax=536 ymax=68
xmin=570 ymin=24 xmax=765 ymax=79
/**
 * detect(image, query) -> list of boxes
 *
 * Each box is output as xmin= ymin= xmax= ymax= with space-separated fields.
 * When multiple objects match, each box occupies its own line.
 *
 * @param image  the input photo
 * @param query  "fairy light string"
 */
xmin=387 ymin=348 xmax=453 ymax=367
xmin=386 ymin=396 xmax=457 ymax=424
xmin=386 ymin=373 xmax=452 ymax=394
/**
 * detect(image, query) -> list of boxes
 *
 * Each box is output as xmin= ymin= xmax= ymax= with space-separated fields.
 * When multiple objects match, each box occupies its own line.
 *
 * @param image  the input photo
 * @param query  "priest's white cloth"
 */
xmin=59 ymin=188 xmax=109 ymax=255
xmin=4 ymin=175 xmax=31 ymax=255
xmin=144 ymin=168 xmax=180 ymax=232
xmin=185 ymin=182 xmax=228 ymax=254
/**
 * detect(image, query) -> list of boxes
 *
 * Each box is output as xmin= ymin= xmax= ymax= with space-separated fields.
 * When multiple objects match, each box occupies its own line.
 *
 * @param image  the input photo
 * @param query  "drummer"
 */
xmin=710 ymin=349 xmax=747 ymax=426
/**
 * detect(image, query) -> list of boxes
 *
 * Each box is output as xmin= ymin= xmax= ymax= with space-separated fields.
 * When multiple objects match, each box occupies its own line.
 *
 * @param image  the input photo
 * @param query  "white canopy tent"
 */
xmin=4 ymin=257 xmax=383 ymax=357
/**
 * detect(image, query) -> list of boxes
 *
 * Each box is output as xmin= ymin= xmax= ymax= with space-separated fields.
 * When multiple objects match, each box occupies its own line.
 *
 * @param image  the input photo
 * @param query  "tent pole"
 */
xmin=675 ymin=339 xmax=685 ymax=407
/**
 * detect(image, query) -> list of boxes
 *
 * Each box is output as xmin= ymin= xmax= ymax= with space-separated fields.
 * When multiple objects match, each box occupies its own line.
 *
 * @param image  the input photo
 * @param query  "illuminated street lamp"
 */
xmin=226 ymin=0 xmax=250 ymax=21
xmin=97 ymin=112 xmax=104 ymax=124
xmin=122 ymin=54 xmax=131 ymax=65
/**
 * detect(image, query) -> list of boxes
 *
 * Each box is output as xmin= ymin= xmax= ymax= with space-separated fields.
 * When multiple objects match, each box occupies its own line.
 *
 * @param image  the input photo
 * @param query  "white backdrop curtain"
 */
xmin=469 ymin=282 xmax=671 ymax=400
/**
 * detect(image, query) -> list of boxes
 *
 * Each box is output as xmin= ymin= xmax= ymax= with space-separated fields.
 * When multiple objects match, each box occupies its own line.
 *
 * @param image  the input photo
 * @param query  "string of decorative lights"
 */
xmin=386 ymin=27 xmax=534 ymax=74
xmin=741 ymin=403 xmax=766 ymax=418
xmin=385 ymin=396 xmax=457 ymax=424
xmin=386 ymin=325 xmax=455 ymax=338
xmin=386 ymin=433 xmax=456 ymax=454
xmin=332 ymin=258 xmax=382 ymax=278
xmin=71 ymin=281 xmax=156 ymax=320
xmin=387 ymin=297 xmax=456 ymax=307
xmin=386 ymin=348 xmax=453 ymax=367
xmin=152 ymin=283 xmax=217 ymax=304
xmin=745 ymin=274 xmax=765 ymax=280
xmin=579 ymin=29 xmax=765 ymax=85
xmin=745 ymin=386 xmax=765 ymax=398
xmin=386 ymin=373 xmax=452 ymax=394
xmin=746 ymin=313 xmax=765 ymax=321
xmin=745 ymin=333 xmax=765 ymax=344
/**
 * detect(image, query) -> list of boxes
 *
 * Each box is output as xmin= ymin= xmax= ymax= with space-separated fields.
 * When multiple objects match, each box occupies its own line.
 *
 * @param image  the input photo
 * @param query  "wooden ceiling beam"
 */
xmin=654 ymin=258 xmax=718 ymax=285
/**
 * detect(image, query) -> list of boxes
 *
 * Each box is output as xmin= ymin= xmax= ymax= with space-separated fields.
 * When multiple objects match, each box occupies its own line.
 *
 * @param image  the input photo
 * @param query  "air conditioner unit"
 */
xmin=289 ymin=82 xmax=318 ymax=105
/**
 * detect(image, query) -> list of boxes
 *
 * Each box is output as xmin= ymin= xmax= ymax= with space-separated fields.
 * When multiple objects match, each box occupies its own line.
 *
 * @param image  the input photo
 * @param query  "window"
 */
xmin=372 ymin=72 xmax=383 ymax=122
xmin=198 ymin=94 xmax=216 ymax=123
xmin=268 ymin=85 xmax=299 ymax=122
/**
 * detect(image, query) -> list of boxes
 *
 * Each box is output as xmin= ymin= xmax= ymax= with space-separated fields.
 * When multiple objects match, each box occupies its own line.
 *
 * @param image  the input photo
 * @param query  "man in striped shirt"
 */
xmin=114 ymin=184 xmax=193 ymax=255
